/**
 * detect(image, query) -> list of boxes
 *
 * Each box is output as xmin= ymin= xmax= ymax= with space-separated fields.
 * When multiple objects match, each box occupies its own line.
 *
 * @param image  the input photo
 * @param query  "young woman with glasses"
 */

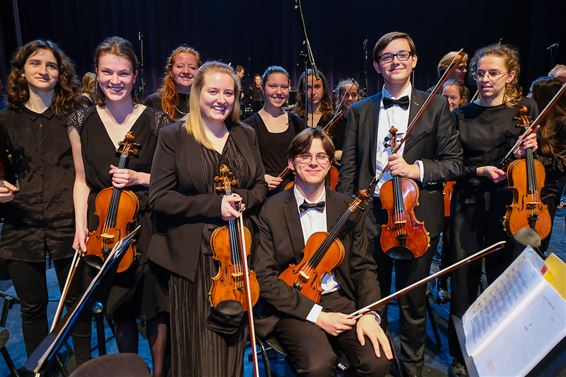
xmin=447 ymin=43 xmax=539 ymax=377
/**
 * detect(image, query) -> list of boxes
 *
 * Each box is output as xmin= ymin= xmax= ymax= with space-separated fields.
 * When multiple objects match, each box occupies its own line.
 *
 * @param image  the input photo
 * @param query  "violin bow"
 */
xmin=237 ymin=208 xmax=260 ymax=376
xmin=349 ymin=241 xmax=507 ymax=318
xmin=499 ymin=82 xmax=566 ymax=166
xmin=50 ymin=249 xmax=81 ymax=331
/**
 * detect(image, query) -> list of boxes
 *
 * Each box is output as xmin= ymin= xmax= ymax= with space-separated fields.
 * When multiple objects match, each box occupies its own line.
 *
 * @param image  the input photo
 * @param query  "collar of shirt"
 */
xmin=293 ymin=186 xmax=327 ymax=238
xmin=21 ymin=105 xmax=55 ymax=121
xmin=375 ymin=84 xmax=412 ymax=194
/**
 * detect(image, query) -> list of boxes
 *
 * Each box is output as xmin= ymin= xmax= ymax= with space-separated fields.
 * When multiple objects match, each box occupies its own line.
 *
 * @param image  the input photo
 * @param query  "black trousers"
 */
xmin=274 ymin=290 xmax=391 ymax=377
xmin=366 ymin=199 xmax=439 ymax=377
xmin=7 ymin=257 xmax=91 ymax=361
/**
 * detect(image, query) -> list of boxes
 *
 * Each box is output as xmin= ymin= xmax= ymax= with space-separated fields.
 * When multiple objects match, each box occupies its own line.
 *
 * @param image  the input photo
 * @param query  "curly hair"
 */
xmin=184 ymin=61 xmax=241 ymax=149
xmin=295 ymin=69 xmax=333 ymax=120
xmin=7 ymin=39 xmax=79 ymax=116
xmin=469 ymin=44 xmax=522 ymax=107
xmin=93 ymin=36 xmax=139 ymax=106
xmin=158 ymin=45 xmax=201 ymax=120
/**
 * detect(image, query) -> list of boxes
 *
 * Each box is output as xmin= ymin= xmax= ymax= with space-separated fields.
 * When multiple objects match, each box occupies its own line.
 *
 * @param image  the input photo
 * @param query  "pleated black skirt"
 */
xmin=169 ymin=253 xmax=246 ymax=377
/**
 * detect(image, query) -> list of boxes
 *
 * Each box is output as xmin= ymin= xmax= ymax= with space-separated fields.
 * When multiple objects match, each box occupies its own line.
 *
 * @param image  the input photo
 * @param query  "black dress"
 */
xmin=66 ymin=106 xmax=170 ymax=318
xmin=144 ymin=91 xmax=189 ymax=121
xmin=243 ymin=111 xmax=305 ymax=193
xmin=448 ymin=97 xmax=538 ymax=361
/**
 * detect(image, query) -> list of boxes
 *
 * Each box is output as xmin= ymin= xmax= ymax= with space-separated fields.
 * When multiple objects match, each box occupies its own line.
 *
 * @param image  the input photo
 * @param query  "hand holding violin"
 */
xmin=388 ymin=154 xmax=420 ymax=179
xmin=0 ymin=180 xmax=18 ymax=203
xmin=109 ymin=164 xmax=149 ymax=188
xmin=221 ymin=193 xmax=245 ymax=221
xmin=264 ymin=174 xmax=283 ymax=190
xmin=513 ymin=125 xmax=539 ymax=159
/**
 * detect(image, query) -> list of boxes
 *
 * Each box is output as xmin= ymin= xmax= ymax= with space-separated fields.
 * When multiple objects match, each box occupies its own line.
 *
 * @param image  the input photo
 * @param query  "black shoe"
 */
xmin=449 ymin=361 xmax=468 ymax=377
xmin=437 ymin=288 xmax=450 ymax=303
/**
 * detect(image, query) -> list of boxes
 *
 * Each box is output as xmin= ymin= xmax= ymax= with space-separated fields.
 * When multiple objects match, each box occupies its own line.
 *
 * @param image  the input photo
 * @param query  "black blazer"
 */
xmin=148 ymin=121 xmax=267 ymax=281
xmin=337 ymin=89 xmax=463 ymax=237
xmin=253 ymin=188 xmax=381 ymax=332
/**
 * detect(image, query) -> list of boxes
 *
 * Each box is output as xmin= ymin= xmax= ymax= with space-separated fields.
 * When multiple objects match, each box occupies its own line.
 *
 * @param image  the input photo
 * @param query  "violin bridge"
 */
xmin=298 ymin=271 xmax=310 ymax=281
xmin=101 ymin=233 xmax=115 ymax=241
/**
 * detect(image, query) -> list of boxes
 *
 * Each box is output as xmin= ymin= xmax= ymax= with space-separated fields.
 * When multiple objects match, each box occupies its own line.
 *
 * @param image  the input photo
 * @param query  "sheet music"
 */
xmin=463 ymin=247 xmax=547 ymax=356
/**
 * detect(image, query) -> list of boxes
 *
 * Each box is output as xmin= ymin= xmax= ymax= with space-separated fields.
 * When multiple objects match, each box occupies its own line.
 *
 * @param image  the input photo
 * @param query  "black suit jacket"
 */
xmin=337 ymin=89 xmax=463 ymax=237
xmin=148 ymin=121 xmax=267 ymax=281
xmin=253 ymin=188 xmax=381 ymax=334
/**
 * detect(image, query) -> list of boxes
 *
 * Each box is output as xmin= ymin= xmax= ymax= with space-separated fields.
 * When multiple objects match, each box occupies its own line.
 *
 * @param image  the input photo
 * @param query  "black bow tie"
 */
xmin=299 ymin=200 xmax=326 ymax=213
xmin=383 ymin=96 xmax=410 ymax=110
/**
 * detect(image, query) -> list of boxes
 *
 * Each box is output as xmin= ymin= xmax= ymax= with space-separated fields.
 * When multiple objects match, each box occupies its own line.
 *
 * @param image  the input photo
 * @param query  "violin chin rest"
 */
xmin=513 ymin=227 xmax=542 ymax=248
xmin=83 ymin=255 xmax=104 ymax=271
xmin=386 ymin=247 xmax=415 ymax=261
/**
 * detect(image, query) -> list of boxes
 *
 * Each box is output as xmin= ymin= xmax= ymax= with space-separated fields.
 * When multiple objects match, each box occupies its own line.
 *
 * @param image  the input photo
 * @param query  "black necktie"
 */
xmin=383 ymin=95 xmax=410 ymax=110
xmin=299 ymin=200 xmax=326 ymax=213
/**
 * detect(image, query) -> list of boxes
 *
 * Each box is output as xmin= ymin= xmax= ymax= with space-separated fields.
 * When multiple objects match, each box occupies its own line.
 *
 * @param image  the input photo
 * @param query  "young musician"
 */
xmin=337 ymin=31 xmax=463 ymax=377
xmin=295 ymin=69 xmax=334 ymax=128
xmin=255 ymin=127 xmax=392 ymax=376
xmin=243 ymin=66 xmax=305 ymax=192
xmin=67 ymin=36 xmax=170 ymax=376
xmin=448 ymin=44 xmax=538 ymax=377
xmin=148 ymin=61 xmax=267 ymax=376
xmin=144 ymin=45 xmax=201 ymax=121
xmin=0 ymin=40 xmax=91 ymax=363
xmin=332 ymin=79 xmax=362 ymax=160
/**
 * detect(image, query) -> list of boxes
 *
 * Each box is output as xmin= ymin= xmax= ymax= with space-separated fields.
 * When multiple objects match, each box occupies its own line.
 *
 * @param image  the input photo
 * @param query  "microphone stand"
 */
xmin=137 ymin=32 xmax=146 ymax=99
xmin=294 ymin=0 xmax=320 ymax=126
xmin=362 ymin=38 xmax=369 ymax=96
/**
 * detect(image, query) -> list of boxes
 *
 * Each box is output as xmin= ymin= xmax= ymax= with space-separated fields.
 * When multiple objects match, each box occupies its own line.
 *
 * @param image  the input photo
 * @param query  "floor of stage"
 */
xmin=1 ymin=206 xmax=565 ymax=377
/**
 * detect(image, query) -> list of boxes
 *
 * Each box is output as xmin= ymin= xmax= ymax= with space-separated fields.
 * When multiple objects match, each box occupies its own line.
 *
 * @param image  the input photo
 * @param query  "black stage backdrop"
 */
xmin=0 ymin=0 xmax=564 ymax=97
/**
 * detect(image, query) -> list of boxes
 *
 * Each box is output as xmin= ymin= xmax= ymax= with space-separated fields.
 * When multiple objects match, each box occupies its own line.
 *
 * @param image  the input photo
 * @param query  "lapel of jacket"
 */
xmin=369 ymin=93 xmax=383 ymax=177
xmin=404 ymin=89 xmax=425 ymax=153
xmin=282 ymin=189 xmax=306 ymax=262
xmin=184 ymin=126 xmax=209 ymax=194
xmin=325 ymin=188 xmax=345 ymax=232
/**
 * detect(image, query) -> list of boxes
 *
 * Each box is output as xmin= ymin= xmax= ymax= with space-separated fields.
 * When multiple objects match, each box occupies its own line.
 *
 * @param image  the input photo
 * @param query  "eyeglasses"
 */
xmin=295 ymin=153 xmax=331 ymax=165
xmin=378 ymin=51 xmax=412 ymax=64
xmin=472 ymin=71 xmax=507 ymax=81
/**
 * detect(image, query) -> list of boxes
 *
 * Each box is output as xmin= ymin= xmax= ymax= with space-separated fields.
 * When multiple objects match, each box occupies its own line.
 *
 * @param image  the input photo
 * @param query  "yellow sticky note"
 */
xmin=544 ymin=253 xmax=566 ymax=301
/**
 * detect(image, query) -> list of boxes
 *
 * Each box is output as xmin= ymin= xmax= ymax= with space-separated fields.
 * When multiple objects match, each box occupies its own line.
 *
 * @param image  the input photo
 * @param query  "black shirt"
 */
xmin=144 ymin=91 xmax=189 ymax=121
xmin=0 ymin=107 xmax=75 ymax=262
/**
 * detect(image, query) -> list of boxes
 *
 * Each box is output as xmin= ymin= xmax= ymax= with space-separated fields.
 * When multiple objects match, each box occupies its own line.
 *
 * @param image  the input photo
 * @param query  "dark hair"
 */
xmin=93 ymin=36 xmax=139 ymax=106
xmin=530 ymin=76 xmax=566 ymax=161
xmin=373 ymin=31 xmax=417 ymax=63
xmin=7 ymin=39 xmax=79 ymax=116
xmin=287 ymin=127 xmax=335 ymax=161
xmin=295 ymin=69 xmax=333 ymax=119
xmin=469 ymin=43 xmax=522 ymax=107
xmin=442 ymin=79 xmax=470 ymax=104
xmin=235 ymin=65 xmax=245 ymax=73
xmin=261 ymin=66 xmax=290 ymax=86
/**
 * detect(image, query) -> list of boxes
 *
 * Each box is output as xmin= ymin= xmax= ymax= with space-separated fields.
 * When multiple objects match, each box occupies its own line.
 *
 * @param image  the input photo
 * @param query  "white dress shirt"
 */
xmin=375 ymin=84 xmax=424 ymax=195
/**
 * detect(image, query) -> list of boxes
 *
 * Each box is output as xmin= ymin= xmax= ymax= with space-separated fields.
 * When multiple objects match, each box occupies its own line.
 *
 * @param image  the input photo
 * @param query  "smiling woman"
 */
xmin=66 ymin=36 xmax=171 ymax=376
xmin=148 ymin=61 xmax=267 ymax=377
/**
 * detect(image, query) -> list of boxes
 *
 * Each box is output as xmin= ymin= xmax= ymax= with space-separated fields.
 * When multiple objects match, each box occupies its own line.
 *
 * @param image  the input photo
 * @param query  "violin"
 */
xmin=503 ymin=106 xmax=552 ymax=240
xmin=279 ymin=177 xmax=377 ymax=303
xmin=280 ymin=112 xmax=344 ymax=191
xmin=443 ymin=181 xmax=456 ymax=217
xmin=209 ymin=164 xmax=260 ymax=310
xmin=379 ymin=126 xmax=430 ymax=260
xmin=85 ymin=131 xmax=140 ymax=273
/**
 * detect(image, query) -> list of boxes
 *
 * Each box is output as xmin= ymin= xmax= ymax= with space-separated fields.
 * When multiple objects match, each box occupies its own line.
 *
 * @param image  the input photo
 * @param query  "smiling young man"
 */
xmin=337 ymin=31 xmax=463 ymax=377
xmin=254 ymin=128 xmax=392 ymax=377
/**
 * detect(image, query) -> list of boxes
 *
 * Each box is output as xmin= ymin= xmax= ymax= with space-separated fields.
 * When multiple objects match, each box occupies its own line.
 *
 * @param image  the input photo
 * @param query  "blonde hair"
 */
xmin=437 ymin=51 xmax=469 ymax=77
xmin=184 ymin=61 xmax=241 ymax=149
xmin=469 ymin=44 xmax=522 ymax=107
